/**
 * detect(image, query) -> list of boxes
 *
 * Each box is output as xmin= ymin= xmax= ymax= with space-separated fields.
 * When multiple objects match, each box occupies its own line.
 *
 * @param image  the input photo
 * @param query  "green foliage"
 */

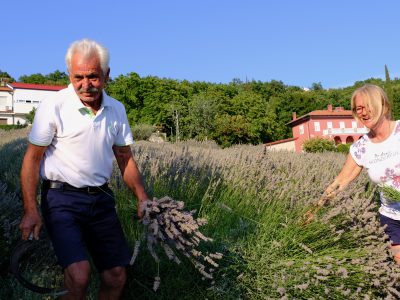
xmin=302 ymin=137 xmax=336 ymax=153
xmin=0 ymin=124 xmax=27 ymax=130
xmin=213 ymin=114 xmax=254 ymax=148
xmin=106 ymin=76 xmax=296 ymax=145
xmin=336 ymin=143 xmax=351 ymax=154
xmin=19 ymin=70 xmax=69 ymax=85
xmin=188 ymin=93 xmax=218 ymax=140
xmin=25 ymin=107 xmax=36 ymax=125
xmin=16 ymin=69 xmax=400 ymax=147
xmin=131 ymin=124 xmax=156 ymax=141
xmin=392 ymin=89 xmax=400 ymax=120
xmin=19 ymin=73 xmax=46 ymax=84
xmin=385 ymin=65 xmax=396 ymax=119
xmin=380 ymin=185 xmax=400 ymax=202
xmin=354 ymin=77 xmax=385 ymax=88
xmin=46 ymin=70 xmax=69 ymax=85
xmin=0 ymin=70 xmax=15 ymax=82
xmin=310 ymin=82 xmax=323 ymax=91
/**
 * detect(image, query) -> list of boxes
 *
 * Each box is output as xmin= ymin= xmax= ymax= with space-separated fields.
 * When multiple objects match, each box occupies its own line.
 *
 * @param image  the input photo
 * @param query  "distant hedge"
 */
xmin=336 ymin=143 xmax=351 ymax=154
xmin=0 ymin=125 xmax=28 ymax=131
xmin=131 ymin=124 xmax=156 ymax=141
xmin=302 ymin=137 xmax=336 ymax=153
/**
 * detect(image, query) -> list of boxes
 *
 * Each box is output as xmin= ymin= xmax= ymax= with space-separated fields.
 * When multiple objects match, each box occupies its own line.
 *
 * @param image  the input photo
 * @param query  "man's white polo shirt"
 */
xmin=29 ymin=84 xmax=134 ymax=188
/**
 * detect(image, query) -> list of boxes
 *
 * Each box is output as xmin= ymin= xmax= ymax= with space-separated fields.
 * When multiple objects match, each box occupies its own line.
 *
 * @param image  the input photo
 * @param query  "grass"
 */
xmin=1 ymin=129 xmax=400 ymax=299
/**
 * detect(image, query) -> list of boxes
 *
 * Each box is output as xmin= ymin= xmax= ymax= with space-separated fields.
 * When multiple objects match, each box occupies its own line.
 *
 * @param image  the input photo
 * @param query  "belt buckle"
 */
xmin=87 ymin=187 xmax=98 ymax=195
xmin=49 ymin=181 xmax=63 ymax=190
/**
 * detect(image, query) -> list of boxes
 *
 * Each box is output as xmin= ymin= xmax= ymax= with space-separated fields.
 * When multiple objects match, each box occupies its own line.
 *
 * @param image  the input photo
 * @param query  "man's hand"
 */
xmin=138 ymin=199 xmax=149 ymax=219
xmin=19 ymin=210 xmax=42 ymax=240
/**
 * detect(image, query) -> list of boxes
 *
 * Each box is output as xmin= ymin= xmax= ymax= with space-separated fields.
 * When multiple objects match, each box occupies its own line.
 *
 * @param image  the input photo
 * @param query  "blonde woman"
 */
xmin=324 ymin=84 xmax=400 ymax=264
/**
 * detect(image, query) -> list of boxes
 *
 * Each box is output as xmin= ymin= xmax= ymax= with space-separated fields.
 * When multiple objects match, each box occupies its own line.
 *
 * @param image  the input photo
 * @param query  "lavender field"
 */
xmin=1 ymin=128 xmax=400 ymax=299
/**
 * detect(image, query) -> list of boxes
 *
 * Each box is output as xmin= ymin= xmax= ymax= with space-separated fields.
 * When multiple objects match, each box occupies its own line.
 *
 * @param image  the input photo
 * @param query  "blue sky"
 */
xmin=2 ymin=0 xmax=400 ymax=89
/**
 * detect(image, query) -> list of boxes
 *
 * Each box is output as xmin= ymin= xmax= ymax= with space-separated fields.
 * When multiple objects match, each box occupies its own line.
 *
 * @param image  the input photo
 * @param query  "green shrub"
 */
xmin=0 ymin=124 xmax=27 ymax=130
xmin=131 ymin=124 xmax=156 ymax=141
xmin=25 ymin=107 xmax=36 ymax=125
xmin=336 ymin=143 xmax=351 ymax=154
xmin=302 ymin=137 xmax=336 ymax=153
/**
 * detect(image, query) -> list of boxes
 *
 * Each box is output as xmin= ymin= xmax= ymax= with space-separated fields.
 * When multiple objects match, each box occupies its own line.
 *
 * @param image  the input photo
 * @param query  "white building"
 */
xmin=0 ymin=80 xmax=65 ymax=125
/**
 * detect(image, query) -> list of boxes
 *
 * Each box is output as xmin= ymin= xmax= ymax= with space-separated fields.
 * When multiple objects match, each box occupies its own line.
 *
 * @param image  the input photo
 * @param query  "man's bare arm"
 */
xmin=113 ymin=145 xmax=149 ymax=217
xmin=19 ymin=143 xmax=47 ymax=240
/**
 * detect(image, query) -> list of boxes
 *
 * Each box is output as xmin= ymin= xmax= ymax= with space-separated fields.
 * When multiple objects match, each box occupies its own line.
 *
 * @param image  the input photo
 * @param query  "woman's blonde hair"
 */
xmin=351 ymin=84 xmax=392 ymax=121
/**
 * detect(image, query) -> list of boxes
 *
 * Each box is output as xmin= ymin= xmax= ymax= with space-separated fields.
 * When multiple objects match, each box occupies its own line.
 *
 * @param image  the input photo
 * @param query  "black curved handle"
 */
xmin=9 ymin=240 xmax=68 ymax=296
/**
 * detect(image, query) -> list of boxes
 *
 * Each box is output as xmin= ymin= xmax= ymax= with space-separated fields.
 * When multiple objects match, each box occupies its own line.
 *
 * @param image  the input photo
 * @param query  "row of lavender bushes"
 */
xmin=116 ymin=141 xmax=400 ymax=299
xmin=1 ymin=129 xmax=400 ymax=299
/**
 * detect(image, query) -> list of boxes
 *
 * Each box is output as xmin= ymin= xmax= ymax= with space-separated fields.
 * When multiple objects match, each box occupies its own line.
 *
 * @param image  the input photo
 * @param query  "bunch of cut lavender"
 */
xmin=380 ymin=185 xmax=400 ymax=202
xmin=129 ymin=196 xmax=223 ymax=291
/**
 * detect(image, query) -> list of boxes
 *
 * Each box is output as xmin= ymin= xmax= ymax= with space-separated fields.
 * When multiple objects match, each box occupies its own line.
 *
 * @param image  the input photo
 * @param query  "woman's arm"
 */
xmin=302 ymin=154 xmax=363 ymax=224
xmin=324 ymin=154 xmax=363 ymax=198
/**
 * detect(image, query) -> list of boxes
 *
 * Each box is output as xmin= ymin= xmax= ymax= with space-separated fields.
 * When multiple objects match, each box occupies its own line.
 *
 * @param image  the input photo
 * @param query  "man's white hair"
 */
xmin=65 ymin=39 xmax=110 ymax=75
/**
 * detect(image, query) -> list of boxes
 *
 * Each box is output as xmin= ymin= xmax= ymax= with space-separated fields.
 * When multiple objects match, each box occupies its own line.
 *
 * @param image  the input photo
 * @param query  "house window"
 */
xmin=314 ymin=122 xmax=320 ymax=132
xmin=0 ymin=96 xmax=8 ymax=106
xmin=327 ymin=122 xmax=333 ymax=129
xmin=340 ymin=121 xmax=345 ymax=129
xmin=299 ymin=125 xmax=304 ymax=135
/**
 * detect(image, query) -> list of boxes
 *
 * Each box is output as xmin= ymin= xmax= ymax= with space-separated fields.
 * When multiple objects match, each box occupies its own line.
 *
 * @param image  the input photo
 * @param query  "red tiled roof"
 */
xmin=0 ymin=86 xmax=12 ymax=92
xmin=10 ymin=82 xmax=66 ymax=91
xmin=307 ymin=110 xmax=353 ymax=116
xmin=287 ymin=109 xmax=353 ymax=126
xmin=264 ymin=137 xmax=298 ymax=146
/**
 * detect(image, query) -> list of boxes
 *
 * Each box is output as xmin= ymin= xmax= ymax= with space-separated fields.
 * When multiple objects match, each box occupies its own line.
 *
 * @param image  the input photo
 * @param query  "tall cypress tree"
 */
xmin=385 ymin=65 xmax=397 ymax=119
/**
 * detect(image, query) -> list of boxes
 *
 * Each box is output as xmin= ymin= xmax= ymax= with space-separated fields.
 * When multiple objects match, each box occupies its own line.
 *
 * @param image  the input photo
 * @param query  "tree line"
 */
xmin=2 ymin=68 xmax=400 ymax=147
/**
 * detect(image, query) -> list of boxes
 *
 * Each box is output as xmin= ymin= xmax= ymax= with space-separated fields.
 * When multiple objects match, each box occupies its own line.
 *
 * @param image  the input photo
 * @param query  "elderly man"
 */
xmin=19 ymin=38 xmax=148 ymax=300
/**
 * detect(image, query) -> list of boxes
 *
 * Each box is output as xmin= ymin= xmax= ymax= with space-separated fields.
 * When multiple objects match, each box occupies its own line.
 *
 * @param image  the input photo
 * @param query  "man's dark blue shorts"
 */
xmin=380 ymin=213 xmax=400 ymax=245
xmin=41 ymin=185 xmax=131 ymax=272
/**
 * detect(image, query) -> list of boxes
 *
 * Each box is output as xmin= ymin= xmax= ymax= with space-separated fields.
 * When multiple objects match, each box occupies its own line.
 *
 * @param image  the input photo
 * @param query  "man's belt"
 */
xmin=42 ymin=180 xmax=108 ymax=194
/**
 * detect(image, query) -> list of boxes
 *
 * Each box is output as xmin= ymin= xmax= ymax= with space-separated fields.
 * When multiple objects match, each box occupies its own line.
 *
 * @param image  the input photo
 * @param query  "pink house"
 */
xmin=265 ymin=104 xmax=368 ymax=152
xmin=287 ymin=104 xmax=368 ymax=152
